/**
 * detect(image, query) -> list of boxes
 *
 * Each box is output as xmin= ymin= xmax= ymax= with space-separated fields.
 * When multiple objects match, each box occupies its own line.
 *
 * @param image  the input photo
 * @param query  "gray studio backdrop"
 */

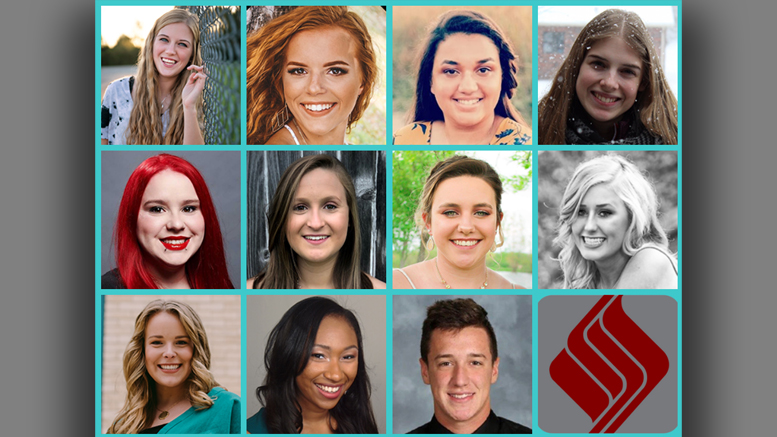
xmin=246 ymin=150 xmax=387 ymax=282
xmin=246 ymin=294 xmax=387 ymax=433
xmin=393 ymin=295 xmax=533 ymax=433
xmin=100 ymin=151 xmax=241 ymax=287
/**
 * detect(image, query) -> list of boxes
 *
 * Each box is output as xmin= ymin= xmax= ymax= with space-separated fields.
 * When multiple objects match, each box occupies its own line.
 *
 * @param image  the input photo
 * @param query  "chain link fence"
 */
xmin=181 ymin=6 xmax=241 ymax=145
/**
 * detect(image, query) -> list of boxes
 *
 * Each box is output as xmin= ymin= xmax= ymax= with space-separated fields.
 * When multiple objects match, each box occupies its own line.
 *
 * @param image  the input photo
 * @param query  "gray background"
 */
xmin=538 ymin=295 xmax=678 ymax=433
xmin=4 ymin=0 xmax=777 ymax=436
xmin=393 ymin=295 xmax=532 ymax=433
xmin=101 ymin=151 xmax=241 ymax=287
xmin=246 ymin=295 xmax=387 ymax=433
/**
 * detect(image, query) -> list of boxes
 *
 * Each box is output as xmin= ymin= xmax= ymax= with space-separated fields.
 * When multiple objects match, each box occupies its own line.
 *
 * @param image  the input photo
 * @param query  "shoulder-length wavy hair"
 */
xmin=409 ymin=10 xmax=527 ymax=126
xmin=246 ymin=6 xmax=378 ymax=145
xmin=108 ymin=300 xmax=219 ymax=434
xmin=253 ymin=154 xmax=372 ymax=289
xmin=257 ymin=296 xmax=378 ymax=433
xmin=415 ymin=155 xmax=505 ymax=248
xmin=113 ymin=154 xmax=233 ymax=289
xmin=126 ymin=9 xmax=203 ymax=145
xmin=538 ymin=9 xmax=678 ymax=145
xmin=553 ymin=154 xmax=670 ymax=289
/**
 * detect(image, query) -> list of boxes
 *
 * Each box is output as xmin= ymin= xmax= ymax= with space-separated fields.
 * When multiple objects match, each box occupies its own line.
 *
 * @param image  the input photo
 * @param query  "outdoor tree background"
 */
xmin=537 ymin=151 xmax=678 ymax=289
xmin=393 ymin=151 xmax=532 ymax=277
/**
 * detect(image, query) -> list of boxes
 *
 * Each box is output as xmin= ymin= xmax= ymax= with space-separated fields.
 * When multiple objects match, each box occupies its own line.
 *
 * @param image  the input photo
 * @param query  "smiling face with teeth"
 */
xmin=295 ymin=315 xmax=359 ymax=416
xmin=282 ymin=26 xmax=364 ymax=144
xmin=426 ymin=176 xmax=500 ymax=271
xmin=285 ymin=168 xmax=350 ymax=268
xmin=430 ymin=33 xmax=502 ymax=133
xmin=136 ymin=169 xmax=204 ymax=279
xmin=571 ymin=183 xmax=631 ymax=267
xmin=420 ymin=326 xmax=499 ymax=433
xmin=575 ymin=36 xmax=645 ymax=137
xmin=144 ymin=311 xmax=193 ymax=392
xmin=152 ymin=22 xmax=195 ymax=79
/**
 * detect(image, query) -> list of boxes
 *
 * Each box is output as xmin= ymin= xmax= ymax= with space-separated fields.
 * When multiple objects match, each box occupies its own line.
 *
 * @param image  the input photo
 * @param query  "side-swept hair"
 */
xmin=421 ymin=298 xmax=498 ymax=364
xmin=114 ymin=154 xmax=233 ymax=289
xmin=257 ymin=297 xmax=378 ymax=433
xmin=415 ymin=155 xmax=505 ymax=248
xmin=247 ymin=6 xmax=378 ymax=144
xmin=107 ymin=300 xmax=219 ymax=434
xmin=554 ymin=154 xmax=670 ymax=289
xmin=253 ymin=154 xmax=373 ymax=289
xmin=126 ymin=9 xmax=203 ymax=145
xmin=538 ymin=9 xmax=678 ymax=144
xmin=409 ymin=10 xmax=527 ymax=126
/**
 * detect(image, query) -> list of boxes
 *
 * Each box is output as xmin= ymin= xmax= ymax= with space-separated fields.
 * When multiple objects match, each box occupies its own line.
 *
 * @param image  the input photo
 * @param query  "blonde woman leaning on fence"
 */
xmin=101 ymin=9 xmax=206 ymax=145
xmin=393 ymin=156 xmax=524 ymax=289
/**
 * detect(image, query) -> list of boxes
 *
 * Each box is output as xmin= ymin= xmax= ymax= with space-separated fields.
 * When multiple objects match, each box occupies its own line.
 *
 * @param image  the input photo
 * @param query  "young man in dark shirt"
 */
xmin=408 ymin=298 xmax=531 ymax=434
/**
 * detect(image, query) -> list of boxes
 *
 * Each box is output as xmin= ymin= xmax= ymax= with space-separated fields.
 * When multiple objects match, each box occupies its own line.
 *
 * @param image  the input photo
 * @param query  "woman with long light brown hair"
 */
xmin=107 ymin=300 xmax=240 ymax=434
xmin=101 ymin=9 xmax=207 ymax=145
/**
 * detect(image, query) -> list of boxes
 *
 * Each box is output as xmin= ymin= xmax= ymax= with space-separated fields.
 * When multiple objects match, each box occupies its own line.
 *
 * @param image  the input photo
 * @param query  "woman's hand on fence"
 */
xmin=182 ymin=64 xmax=207 ymax=110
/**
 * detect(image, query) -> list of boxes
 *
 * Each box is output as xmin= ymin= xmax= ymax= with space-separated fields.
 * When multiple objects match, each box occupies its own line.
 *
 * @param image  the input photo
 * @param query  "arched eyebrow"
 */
xmin=437 ymin=202 xmax=494 ymax=209
xmin=286 ymin=61 xmax=351 ymax=68
xmin=440 ymin=58 xmax=496 ymax=66
xmin=157 ymin=33 xmax=191 ymax=45
xmin=313 ymin=344 xmax=358 ymax=351
xmin=587 ymin=54 xmax=642 ymax=72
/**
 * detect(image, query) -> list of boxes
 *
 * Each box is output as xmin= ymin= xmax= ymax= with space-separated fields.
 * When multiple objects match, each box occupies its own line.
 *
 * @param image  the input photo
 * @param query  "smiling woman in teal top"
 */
xmin=107 ymin=300 xmax=241 ymax=434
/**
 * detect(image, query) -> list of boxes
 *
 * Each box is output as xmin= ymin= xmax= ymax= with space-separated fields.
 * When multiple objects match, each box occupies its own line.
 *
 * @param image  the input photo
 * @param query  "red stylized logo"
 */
xmin=549 ymin=295 xmax=669 ymax=433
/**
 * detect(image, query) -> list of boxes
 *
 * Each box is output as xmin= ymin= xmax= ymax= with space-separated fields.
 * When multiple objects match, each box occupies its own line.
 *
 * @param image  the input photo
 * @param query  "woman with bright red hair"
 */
xmin=102 ymin=154 xmax=233 ymax=289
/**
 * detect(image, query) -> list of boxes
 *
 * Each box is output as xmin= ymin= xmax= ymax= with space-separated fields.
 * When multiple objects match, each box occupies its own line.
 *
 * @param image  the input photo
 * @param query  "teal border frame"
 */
xmin=95 ymin=1 xmax=682 ymax=435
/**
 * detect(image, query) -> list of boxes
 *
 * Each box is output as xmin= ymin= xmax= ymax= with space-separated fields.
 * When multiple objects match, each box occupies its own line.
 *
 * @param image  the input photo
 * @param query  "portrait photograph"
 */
xmin=392 ymin=6 xmax=532 ymax=145
xmin=101 ymin=295 xmax=241 ymax=434
xmin=393 ymin=295 xmax=532 ymax=433
xmin=100 ymin=150 xmax=240 ymax=289
xmin=538 ymin=150 xmax=678 ymax=289
xmin=392 ymin=151 xmax=532 ymax=289
xmin=100 ymin=6 xmax=241 ymax=145
xmin=246 ymin=6 xmax=386 ymax=145
xmin=246 ymin=295 xmax=387 ymax=433
xmin=246 ymin=150 xmax=386 ymax=289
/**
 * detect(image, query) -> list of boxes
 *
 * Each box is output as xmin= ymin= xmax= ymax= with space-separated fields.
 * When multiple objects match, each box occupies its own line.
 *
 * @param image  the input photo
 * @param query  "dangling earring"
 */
xmin=425 ymin=232 xmax=435 ymax=252
xmin=272 ymin=103 xmax=290 ymax=132
xmin=491 ymin=228 xmax=503 ymax=253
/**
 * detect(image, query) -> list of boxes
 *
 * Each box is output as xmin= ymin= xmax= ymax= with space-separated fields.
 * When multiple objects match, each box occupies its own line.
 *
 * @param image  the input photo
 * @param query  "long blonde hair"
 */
xmin=125 ymin=9 xmax=202 ymax=145
xmin=538 ymin=9 xmax=678 ymax=144
xmin=554 ymin=155 xmax=669 ymax=289
xmin=246 ymin=6 xmax=377 ymax=145
xmin=107 ymin=300 xmax=219 ymax=433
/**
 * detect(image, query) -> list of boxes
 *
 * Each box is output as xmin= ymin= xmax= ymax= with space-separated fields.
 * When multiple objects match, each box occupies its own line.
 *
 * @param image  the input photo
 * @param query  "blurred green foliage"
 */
xmin=393 ymin=150 xmax=533 ymax=271
xmin=537 ymin=151 xmax=678 ymax=289
xmin=392 ymin=150 xmax=455 ymax=267
xmin=101 ymin=35 xmax=140 ymax=66
xmin=392 ymin=6 xmax=533 ymax=128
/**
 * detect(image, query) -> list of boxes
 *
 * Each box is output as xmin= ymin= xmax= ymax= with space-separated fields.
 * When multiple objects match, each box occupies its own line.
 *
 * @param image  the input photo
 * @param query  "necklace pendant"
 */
xmin=444 ymin=284 xmax=451 ymax=289
xmin=158 ymin=411 xmax=169 ymax=420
